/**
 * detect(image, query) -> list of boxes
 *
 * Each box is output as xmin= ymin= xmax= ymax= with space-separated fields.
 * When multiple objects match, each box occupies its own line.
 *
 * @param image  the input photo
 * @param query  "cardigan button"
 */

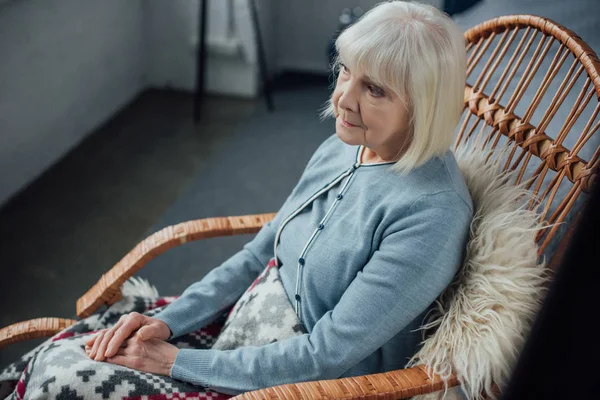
xmin=318 ymin=223 xmax=324 ymax=230
xmin=298 ymin=257 xmax=305 ymax=265
xmin=336 ymin=194 xmax=344 ymax=200
xmin=295 ymin=294 xmax=301 ymax=302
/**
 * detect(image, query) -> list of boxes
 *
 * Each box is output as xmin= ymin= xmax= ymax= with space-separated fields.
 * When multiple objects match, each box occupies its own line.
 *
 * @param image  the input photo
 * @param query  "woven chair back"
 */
xmin=456 ymin=15 xmax=600 ymax=256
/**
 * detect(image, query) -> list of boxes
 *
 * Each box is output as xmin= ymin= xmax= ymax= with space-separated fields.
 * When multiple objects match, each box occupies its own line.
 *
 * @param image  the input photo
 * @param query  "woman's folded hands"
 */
xmin=85 ymin=312 xmax=178 ymax=376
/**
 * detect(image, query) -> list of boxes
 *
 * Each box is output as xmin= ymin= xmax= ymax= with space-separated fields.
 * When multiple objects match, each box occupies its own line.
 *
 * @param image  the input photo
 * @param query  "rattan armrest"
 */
xmin=76 ymin=213 xmax=276 ymax=318
xmin=0 ymin=318 xmax=77 ymax=350
xmin=232 ymin=365 xmax=458 ymax=400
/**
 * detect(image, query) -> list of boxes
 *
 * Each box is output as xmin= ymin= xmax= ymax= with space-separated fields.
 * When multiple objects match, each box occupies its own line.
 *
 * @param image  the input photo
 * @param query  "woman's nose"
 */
xmin=338 ymin=82 xmax=360 ymax=114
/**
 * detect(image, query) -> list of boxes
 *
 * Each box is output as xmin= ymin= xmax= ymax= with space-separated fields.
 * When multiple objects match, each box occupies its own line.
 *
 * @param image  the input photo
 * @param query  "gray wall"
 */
xmin=0 ymin=0 xmax=268 ymax=207
xmin=143 ymin=0 xmax=200 ymax=91
xmin=3 ymin=0 xmax=455 ymax=207
xmin=0 ymin=0 xmax=146 ymax=207
xmin=144 ymin=0 xmax=272 ymax=96
xmin=255 ymin=0 xmax=277 ymax=74
xmin=273 ymin=0 xmax=441 ymax=73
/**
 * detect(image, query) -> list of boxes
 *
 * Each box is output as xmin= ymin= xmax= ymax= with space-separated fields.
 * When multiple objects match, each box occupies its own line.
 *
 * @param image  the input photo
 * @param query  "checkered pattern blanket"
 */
xmin=0 ymin=284 xmax=232 ymax=400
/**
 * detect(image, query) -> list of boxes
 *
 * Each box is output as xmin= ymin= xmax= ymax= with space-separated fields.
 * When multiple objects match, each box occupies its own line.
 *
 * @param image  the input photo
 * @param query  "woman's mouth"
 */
xmin=339 ymin=116 xmax=359 ymax=128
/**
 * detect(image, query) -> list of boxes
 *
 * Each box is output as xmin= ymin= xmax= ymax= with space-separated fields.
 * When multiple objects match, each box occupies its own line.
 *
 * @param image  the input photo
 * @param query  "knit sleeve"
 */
xmin=152 ymin=220 xmax=278 ymax=338
xmin=168 ymin=194 xmax=473 ymax=394
xmin=153 ymin=138 xmax=332 ymax=338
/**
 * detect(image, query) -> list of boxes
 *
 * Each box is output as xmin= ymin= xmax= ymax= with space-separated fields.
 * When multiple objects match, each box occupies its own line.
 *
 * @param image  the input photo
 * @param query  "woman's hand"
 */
xmin=103 ymin=336 xmax=179 ymax=376
xmin=85 ymin=312 xmax=171 ymax=361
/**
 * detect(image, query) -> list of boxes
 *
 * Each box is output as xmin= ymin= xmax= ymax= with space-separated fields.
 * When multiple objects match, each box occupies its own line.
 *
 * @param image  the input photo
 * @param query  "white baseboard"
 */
xmin=205 ymin=55 xmax=258 ymax=98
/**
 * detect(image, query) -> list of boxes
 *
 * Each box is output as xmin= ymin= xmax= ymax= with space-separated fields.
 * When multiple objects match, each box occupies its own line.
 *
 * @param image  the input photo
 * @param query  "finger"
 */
xmin=138 ymin=318 xmax=170 ymax=340
xmin=105 ymin=320 xmax=137 ymax=359
xmin=88 ymin=316 xmax=124 ymax=359
xmin=88 ymin=330 xmax=107 ymax=359
xmin=106 ymin=314 xmax=143 ymax=358
xmin=96 ymin=322 xmax=125 ymax=362
xmin=88 ymin=330 xmax=104 ymax=358
xmin=85 ymin=329 xmax=107 ymax=348
xmin=136 ymin=326 xmax=150 ymax=341
xmin=95 ymin=327 xmax=118 ymax=361
xmin=85 ymin=333 xmax=99 ymax=347
xmin=94 ymin=340 xmax=124 ymax=351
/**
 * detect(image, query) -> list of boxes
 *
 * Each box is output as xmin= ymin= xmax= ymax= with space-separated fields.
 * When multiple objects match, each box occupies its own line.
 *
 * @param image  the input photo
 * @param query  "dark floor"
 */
xmin=0 ymin=89 xmax=256 ymax=366
xmin=0 ymin=75 xmax=333 ymax=367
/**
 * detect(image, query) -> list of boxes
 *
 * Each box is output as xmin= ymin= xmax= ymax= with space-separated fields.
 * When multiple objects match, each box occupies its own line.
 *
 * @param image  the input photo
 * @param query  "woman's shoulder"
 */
xmin=389 ymin=150 xmax=473 ymax=213
xmin=304 ymin=136 xmax=473 ymax=215
xmin=353 ymin=152 xmax=472 ymax=231
xmin=426 ymin=151 xmax=473 ymax=213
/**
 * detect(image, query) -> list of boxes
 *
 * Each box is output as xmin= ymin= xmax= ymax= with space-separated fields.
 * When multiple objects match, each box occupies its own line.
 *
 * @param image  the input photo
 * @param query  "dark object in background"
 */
xmin=327 ymin=0 xmax=484 ymax=72
xmin=195 ymin=0 xmax=273 ymax=122
xmin=443 ymin=0 xmax=483 ymax=16
xmin=502 ymin=181 xmax=600 ymax=399
xmin=249 ymin=0 xmax=274 ymax=112
xmin=328 ymin=7 xmax=364 ymax=70
xmin=194 ymin=0 xmax=208 ymax=123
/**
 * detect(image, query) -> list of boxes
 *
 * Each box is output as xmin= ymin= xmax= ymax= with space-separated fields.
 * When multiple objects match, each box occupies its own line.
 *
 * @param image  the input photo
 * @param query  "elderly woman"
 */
xmin=86 ymin=1 xmax=472 ymax=395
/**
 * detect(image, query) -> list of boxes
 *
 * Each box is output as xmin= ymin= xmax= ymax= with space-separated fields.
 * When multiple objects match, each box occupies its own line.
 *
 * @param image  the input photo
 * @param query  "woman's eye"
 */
xmin=339 ymin=63 xmax=349 ymax=75
xmin=368 ymin=85 xmax=385 ymax=98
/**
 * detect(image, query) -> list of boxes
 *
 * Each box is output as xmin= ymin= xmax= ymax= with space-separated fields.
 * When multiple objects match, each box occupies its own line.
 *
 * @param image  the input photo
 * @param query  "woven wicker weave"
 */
xmin=0 ymin=318 xmax=77 ymax=350
xmin=1 ymin=14 xmax=599 ymax=400
xmin=459 ymin=15 xmax=600 ymax=258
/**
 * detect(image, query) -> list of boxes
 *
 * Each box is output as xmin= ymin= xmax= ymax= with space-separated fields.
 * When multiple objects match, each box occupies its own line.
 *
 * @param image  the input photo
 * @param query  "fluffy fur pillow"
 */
xmin=408 ymin=142 xmax=550 ymax=400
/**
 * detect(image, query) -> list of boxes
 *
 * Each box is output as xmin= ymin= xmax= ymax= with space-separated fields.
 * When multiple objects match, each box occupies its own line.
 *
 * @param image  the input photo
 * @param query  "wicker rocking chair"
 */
xmin=2 ymin=15 xmax=599 ymax=399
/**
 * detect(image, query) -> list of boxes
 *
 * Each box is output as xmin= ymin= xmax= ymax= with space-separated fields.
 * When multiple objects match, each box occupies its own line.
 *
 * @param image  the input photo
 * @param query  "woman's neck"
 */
xmin=360 ymin=146 xmax=397 ymax=164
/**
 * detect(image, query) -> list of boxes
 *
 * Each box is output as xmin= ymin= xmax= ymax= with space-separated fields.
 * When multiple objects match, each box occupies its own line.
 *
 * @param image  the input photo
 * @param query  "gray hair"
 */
xmin=322 ymin=1 xmax=466 ymax=173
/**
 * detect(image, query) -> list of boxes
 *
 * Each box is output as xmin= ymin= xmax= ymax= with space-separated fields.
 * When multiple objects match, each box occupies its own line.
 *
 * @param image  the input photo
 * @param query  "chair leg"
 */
xmin=249 ymin=0 xmax=274 ymax=112
xmin=194 ymin=0 xmax=209 ymax=123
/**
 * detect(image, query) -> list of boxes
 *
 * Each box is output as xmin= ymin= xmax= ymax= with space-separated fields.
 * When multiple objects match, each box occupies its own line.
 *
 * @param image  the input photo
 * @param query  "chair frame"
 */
xmin=2 ymin=14 xmax=599 ymax=400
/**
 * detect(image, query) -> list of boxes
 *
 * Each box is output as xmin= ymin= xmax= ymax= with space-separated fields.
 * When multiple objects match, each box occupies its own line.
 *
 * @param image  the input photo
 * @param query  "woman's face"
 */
xmin=332 ymin=63 xmax=411 ymax=162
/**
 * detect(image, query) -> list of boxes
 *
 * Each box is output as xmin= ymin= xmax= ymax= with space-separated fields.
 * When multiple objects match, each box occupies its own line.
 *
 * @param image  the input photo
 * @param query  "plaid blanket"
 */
xmin=0 ymin=281 xmax=232 ymax=400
